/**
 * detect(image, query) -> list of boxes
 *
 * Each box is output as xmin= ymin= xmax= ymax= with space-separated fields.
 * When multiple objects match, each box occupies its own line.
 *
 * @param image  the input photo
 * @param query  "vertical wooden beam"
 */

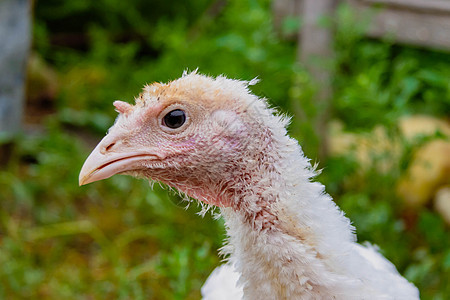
xmin=0 ymin=0 xmax=32 ymax=136
xmin=298 ymin=0 xmax=336 ymax=159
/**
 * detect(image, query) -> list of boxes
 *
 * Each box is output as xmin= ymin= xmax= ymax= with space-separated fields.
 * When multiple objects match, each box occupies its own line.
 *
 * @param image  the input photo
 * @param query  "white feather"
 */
xmin=201 ymin=263 xmax=243 ymax=300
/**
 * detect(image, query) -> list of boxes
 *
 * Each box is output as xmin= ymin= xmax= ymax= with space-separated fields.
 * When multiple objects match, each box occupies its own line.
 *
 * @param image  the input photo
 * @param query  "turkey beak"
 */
xmin=79 ymin=134 xmax=159 ymax=186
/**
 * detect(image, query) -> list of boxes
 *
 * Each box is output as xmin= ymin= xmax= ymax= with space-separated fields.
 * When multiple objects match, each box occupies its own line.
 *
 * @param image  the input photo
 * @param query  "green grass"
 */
xmin=0 ymin=0 xmax=449 ymax=298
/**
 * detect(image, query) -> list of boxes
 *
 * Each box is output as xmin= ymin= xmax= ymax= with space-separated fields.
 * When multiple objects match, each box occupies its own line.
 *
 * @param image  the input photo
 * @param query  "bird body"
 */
xmin=79 ymin=72 xmax=419 ymax=299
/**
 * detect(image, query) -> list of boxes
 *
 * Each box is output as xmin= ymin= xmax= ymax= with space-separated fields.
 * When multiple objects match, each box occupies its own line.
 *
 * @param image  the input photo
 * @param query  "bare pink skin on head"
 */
xmin=79 ymin=72 xmax=260 ymax=209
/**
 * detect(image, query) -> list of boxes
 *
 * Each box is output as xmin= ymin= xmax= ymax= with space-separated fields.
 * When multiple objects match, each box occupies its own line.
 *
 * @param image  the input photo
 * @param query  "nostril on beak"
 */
xmin=105 ymin=142 xmax=116 ymax=152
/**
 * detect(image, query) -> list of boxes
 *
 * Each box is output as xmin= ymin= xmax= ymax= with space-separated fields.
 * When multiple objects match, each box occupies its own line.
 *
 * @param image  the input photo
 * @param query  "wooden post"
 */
xmin=348 ymin=0 xmax=450 ymax=51
xmin=0 ymin=0 xmax=32 ymax=136
xmin=298 ymin=0 xmax=336 ymax=159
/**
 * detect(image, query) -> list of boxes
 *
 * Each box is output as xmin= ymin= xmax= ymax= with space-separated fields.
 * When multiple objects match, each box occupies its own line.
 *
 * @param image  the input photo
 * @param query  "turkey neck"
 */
xmin=218 ymin=133 xmax=360 ymax=298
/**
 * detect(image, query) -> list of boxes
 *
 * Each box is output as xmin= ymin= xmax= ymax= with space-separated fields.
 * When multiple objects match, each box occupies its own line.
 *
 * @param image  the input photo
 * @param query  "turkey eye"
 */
xmin=163 ymin=109 xmax=186 ymax=129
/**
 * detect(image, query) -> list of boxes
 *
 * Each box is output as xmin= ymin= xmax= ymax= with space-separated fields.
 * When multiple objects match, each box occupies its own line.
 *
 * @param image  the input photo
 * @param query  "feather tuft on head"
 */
xmin=182 ymin=68 xmax=199 ymax=77
xmin=113 ymin=100 xmax=133 ymax=115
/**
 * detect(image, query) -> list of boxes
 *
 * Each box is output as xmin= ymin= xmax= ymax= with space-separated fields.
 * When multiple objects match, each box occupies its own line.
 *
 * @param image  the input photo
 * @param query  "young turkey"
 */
xmin=79 ymin=72 xmax=419 ymax=299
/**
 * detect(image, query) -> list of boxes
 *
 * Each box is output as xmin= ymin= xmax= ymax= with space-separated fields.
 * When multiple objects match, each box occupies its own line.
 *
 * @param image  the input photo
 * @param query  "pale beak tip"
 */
xmin=79 ymin=174 xmax=88 ymax=186
xmin=79 ymin=165 xmax=94 ymax=186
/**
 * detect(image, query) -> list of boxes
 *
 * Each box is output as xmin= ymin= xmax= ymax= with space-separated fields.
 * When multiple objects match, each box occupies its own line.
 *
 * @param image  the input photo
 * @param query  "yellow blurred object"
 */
xmin=328 ymin=120 xmax=401 ymax=173
xmin=434 ymin=186 xmax=450 ymax=224
xmin=396 ymin=140 xmax=450 ymax=207
xmin=398 ymin=115 xmax=450 ymax=141
xmin=328 ymin=115 xmax=450 ymax=220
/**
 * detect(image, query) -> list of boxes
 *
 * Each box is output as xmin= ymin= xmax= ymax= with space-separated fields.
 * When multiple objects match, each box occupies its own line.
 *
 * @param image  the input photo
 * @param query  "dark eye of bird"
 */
xmin=163 ymin=109 xmax=186 ymax=129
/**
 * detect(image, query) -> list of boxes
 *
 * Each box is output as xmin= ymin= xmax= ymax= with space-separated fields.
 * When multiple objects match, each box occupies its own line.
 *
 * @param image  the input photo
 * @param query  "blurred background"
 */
xmin=0 ymin=0 xmax=449 ymax=299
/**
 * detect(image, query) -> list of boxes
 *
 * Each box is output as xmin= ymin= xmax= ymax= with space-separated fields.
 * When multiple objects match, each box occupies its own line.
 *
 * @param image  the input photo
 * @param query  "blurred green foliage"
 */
xmin=334 ymin=5 xmax=450 ymax=129
xmin=0 ymin=0 xmax=449 ymax=299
